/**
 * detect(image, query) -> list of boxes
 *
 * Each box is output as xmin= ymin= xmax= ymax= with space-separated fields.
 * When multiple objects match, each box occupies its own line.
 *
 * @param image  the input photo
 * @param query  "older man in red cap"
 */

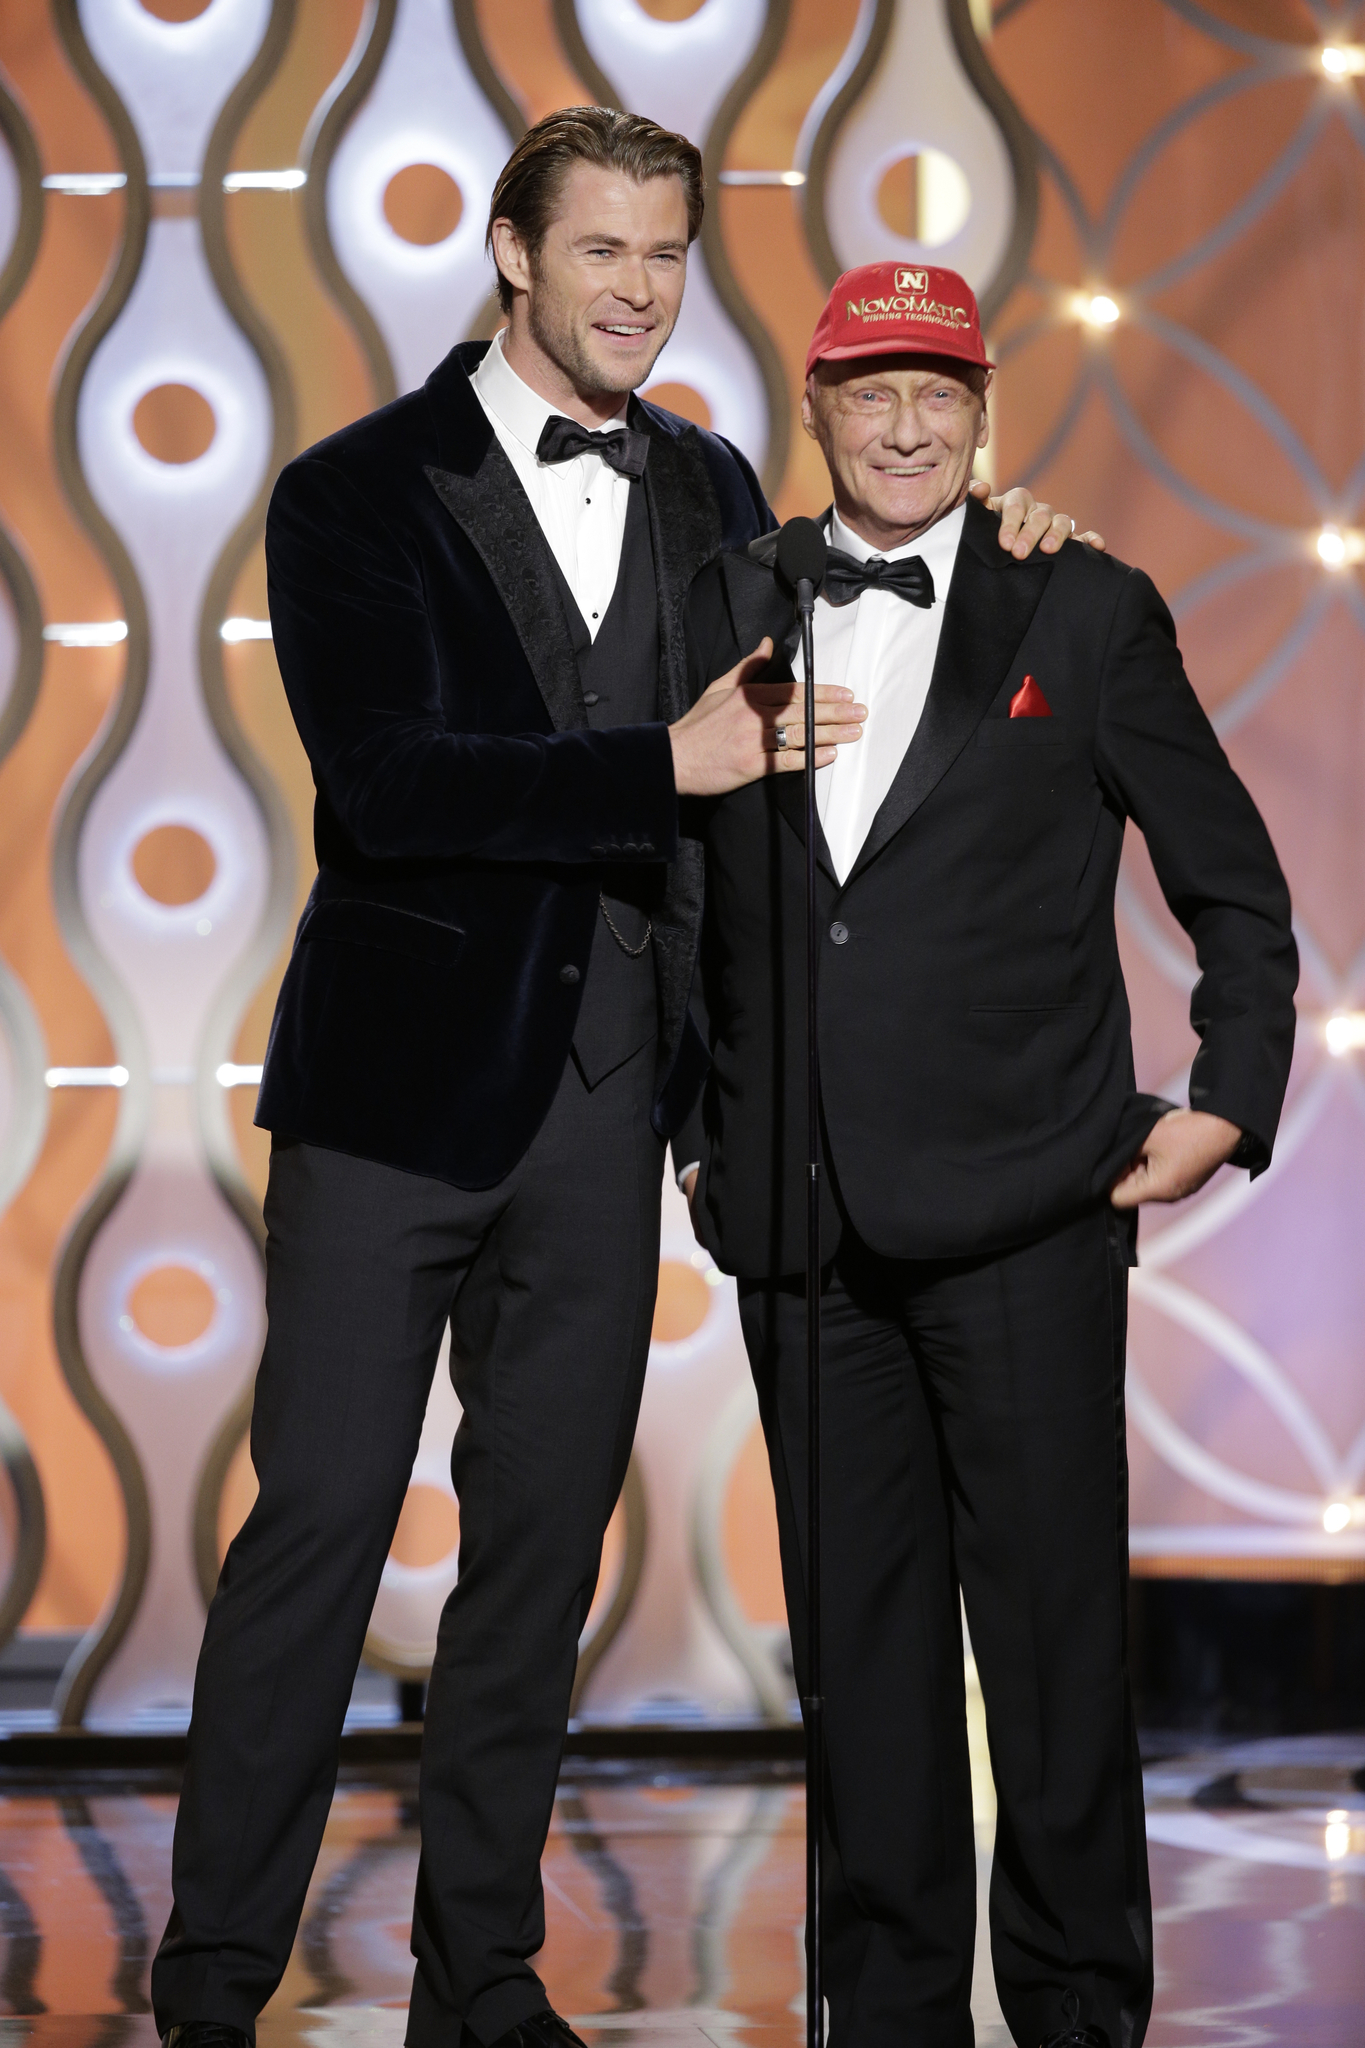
xmin=676 ymin=264 xmax=1297 ymax=2048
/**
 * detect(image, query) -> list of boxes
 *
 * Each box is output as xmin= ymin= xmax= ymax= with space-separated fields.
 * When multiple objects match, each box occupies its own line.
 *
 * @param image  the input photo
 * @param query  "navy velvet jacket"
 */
xmin=256 ymin=340 xmax=771 ymax=1188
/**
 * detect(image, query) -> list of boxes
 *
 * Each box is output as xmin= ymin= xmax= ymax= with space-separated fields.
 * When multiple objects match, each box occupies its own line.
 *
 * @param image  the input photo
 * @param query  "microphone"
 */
xmin=773 ymin=526 xmax=828 ymax=2048
xmin=775 ymin=516 xmax=829 ymax=615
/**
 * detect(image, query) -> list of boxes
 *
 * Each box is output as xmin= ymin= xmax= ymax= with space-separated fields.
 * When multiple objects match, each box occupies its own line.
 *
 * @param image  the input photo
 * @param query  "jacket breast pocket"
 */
xmin=976 ymin=720 xmax=1066 ymax=748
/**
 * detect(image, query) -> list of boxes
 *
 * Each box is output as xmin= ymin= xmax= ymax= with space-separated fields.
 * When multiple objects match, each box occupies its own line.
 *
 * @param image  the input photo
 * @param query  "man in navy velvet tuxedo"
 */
xmin=152 ymin=113 xmax=1081 ymax=2048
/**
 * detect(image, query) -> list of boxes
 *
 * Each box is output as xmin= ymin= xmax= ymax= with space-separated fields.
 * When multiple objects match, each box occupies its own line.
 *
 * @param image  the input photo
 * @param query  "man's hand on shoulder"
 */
xmin=669 ymin=639 xmax=867 ymax=798
xmin=970 ymin=478 xmax=1106 ymax=558
xmin=1110 ymin=1108 xmax=1242 ymax=1209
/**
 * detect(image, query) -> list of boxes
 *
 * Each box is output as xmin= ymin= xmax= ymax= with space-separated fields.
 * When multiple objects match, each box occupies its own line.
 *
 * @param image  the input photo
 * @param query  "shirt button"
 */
xmin=829 ymin=922 xmax=849 ymax=946
xmin=560 ymin=964 xmax=581 ymax=985
xmin=583 ymin=692 xmax=600 ymax=706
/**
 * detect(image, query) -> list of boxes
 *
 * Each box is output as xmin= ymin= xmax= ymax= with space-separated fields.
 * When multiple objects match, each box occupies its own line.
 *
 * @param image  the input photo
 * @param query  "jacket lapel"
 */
xmin=719 ymin=547 xmax=799 ymax=670
xmin=845 ymin=494 xmax=1054 ymax=883
xmin=771 ymin=759 xmax=840 ymax=885
xmin=635 ymin=400 xmax=724 ymax=724
xmin=423 ymin=345 xmax=586 ymax=733
xmin=718 ymin=542 xmax=838 ymax=883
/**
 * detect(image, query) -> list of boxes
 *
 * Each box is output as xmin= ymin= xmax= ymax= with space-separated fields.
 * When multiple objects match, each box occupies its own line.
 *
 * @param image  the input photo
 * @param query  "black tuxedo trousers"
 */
xmin=741 ymin=1199 xmax=1151 ymax=2048
xmin=151 ymin=1047 xmax=665 ymax=2043
xmin=156 ymin=344 xmax=773 ymax=2041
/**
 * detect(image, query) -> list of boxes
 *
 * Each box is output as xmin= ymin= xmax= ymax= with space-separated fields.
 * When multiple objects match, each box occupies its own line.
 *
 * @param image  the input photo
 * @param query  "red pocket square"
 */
xmin=1009 ymin=674 xmax=1052 ymax=719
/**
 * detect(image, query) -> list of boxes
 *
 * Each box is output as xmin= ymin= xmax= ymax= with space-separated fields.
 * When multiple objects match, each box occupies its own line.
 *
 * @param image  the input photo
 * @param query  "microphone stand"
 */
xmin=797 ymin=571 xmax=824 ymax=2048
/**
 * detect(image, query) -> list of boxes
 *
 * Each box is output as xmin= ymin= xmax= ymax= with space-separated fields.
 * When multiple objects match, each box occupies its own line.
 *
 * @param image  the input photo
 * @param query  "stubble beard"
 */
xmin=528 ymin=280 xmax=670 ymax=403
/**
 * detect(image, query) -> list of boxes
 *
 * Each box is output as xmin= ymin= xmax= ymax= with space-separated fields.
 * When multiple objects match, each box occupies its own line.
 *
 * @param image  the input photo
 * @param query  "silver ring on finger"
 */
xmin=774 ymin=724 xmax=789 ymax=751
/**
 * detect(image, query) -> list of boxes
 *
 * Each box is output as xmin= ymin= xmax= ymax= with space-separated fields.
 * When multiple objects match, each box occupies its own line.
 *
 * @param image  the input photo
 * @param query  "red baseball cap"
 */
xmin=804 ymin=262 xmax=994 ymax=379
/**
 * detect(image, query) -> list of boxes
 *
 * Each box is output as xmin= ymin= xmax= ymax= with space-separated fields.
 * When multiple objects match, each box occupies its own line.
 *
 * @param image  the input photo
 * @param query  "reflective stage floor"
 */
xmin=0 ymin=1735 xmax=1361 ymax=2046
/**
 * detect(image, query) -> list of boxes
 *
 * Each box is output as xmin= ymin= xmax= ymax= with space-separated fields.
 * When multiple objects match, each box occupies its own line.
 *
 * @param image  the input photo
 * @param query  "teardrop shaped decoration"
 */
xmin=308 ymin=0 xmax=522 ymax=398
xmin=0 ymin=75 xmax=50 ymax=1263
xmin=798 ymin=0 xmax=1036 ymax=322
xmin=558 ymin=0 xmax=791 ymax=490
xmin=47 ymin=0 xmax=295 ymax=1727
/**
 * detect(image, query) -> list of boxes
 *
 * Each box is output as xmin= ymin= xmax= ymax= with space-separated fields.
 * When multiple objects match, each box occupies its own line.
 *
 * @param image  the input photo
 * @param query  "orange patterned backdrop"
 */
xmin=0 ymin=0 xmax=1361 ymax=1663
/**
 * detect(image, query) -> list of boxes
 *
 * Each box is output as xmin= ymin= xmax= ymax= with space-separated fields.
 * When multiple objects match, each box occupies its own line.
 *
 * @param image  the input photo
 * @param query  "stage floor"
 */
xmin=0 ymin=1736 xmax=1361 ymax=2045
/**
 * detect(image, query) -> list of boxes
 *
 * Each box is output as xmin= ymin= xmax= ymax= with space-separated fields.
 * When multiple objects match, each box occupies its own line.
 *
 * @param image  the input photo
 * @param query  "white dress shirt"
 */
xmin=678 ymin=499 xmax=969 ymax=1191
xmin=470 ymin=329 xmax=631 ymax=640
xmin=811 ymin=499 xmax=966 ymax=883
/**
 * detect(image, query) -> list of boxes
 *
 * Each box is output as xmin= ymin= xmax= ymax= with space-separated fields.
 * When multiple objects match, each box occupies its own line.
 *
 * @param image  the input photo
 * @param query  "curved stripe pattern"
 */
xmin=557 ymin=0 xmax=791 ymax=488
xmin=309 ymin=0 xmax=520 ymax=400
xmin=48 ymin=0 xmax=297 ymax=1728
xmin=7 ymin=0 xmax=1050 ymax=1722
xmin=800 ymin=0 xmax=1036 ymax=322
xmin=985 ymin=1 xmax=1365 ymax=1572
xmin=0 ymin=63 xmax=48 ymax=1657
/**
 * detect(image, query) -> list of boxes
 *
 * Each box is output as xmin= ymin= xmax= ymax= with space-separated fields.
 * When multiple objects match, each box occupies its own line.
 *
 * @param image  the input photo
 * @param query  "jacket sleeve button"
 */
xmin=829 ymin=922 xmax=849 ymax=945
xmin=560 ymin=964 xmax=581 ymax=984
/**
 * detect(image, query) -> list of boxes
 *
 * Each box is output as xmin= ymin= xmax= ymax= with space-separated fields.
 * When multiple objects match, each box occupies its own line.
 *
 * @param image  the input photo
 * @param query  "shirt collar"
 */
xmin=471 ymin=329 xmax=628 ymax=461
xmin=828 ymin=497 xmax=967 ymax=598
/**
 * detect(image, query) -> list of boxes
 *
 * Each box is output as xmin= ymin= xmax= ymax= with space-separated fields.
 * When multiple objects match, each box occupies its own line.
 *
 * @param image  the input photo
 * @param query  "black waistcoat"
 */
xmin=549 ymin=478 xmax=663 ymax=1086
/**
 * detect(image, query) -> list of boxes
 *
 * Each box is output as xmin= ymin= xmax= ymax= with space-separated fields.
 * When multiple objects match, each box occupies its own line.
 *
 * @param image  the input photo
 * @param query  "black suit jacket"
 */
xmin=676 ymin=495 xmax=1298 ymax=1276
xmin=256 ymin=340 xmax=771 ymax=1188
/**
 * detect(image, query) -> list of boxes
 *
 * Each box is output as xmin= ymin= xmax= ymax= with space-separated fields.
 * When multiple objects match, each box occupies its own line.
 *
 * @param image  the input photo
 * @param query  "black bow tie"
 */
xmin=536 ymin=414 xmax=650 ymax=479
xmin=821 ymin=548 xmax=935 ymax=609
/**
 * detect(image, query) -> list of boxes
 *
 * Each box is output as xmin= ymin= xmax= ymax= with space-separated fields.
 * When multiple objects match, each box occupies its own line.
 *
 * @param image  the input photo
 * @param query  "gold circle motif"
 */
xmin=877 ymin=155 xmax=921 ymax=240
xmin=127 ymin=1265 xmax=216 ymax=1348
xmin=389 ymin=1483 xmax=461 ymax=1568
xmin=652 ymin=1260 xmax=711 ymax=1343
xmin=641 ymin=381 xmax=712 ymax=431
xmin=132 ymin=382 xmax=216 ymax=464
xmin=138 ymin=0 xmax=214 ymax=19
xmin=383 ymin=164 xmax=464 ymax=246
xmin=131 ymin=823 xmax=216 ymax=906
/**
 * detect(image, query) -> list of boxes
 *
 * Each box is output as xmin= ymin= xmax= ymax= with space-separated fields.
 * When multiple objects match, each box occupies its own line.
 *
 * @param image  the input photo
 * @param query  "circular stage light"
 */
xmin=1082 ymin=293 xmax=1121 ymax=328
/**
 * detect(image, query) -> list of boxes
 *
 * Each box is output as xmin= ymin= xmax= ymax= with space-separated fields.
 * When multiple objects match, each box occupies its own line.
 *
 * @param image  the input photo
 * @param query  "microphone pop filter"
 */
xmin=775 ymin=515 xmax=828 ymax=595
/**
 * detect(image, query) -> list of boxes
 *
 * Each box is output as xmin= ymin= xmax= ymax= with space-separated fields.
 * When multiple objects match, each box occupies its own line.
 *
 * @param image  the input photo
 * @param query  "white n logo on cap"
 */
xmin=895 ymin=268 xmax=929 ymax=293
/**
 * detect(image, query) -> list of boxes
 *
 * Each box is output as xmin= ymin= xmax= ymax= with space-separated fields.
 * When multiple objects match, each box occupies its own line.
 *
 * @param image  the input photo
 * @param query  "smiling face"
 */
xmin=490 ymin=162 xmax=689 ymax=425
xmin=803 ymin=353 xmax=992 ymax=551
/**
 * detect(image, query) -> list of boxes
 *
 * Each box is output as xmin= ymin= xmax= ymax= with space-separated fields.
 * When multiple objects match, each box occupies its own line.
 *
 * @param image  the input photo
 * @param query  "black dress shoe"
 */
xmin=1039 ymin=1995 xmax=1110 ymax=2048
xmin=162 ymin=2029 xmax=252 ymax=2048
xmin=488 ymin=2014 xmax=588 ymax=2048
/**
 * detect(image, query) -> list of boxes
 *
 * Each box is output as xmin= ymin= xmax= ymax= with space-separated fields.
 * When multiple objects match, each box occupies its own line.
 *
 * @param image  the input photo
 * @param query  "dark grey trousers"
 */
xmin=151 ymin=1045 xmax=665 ymax=2046
xmin=740 ymin=1203 xmax=1152 ymax=2048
